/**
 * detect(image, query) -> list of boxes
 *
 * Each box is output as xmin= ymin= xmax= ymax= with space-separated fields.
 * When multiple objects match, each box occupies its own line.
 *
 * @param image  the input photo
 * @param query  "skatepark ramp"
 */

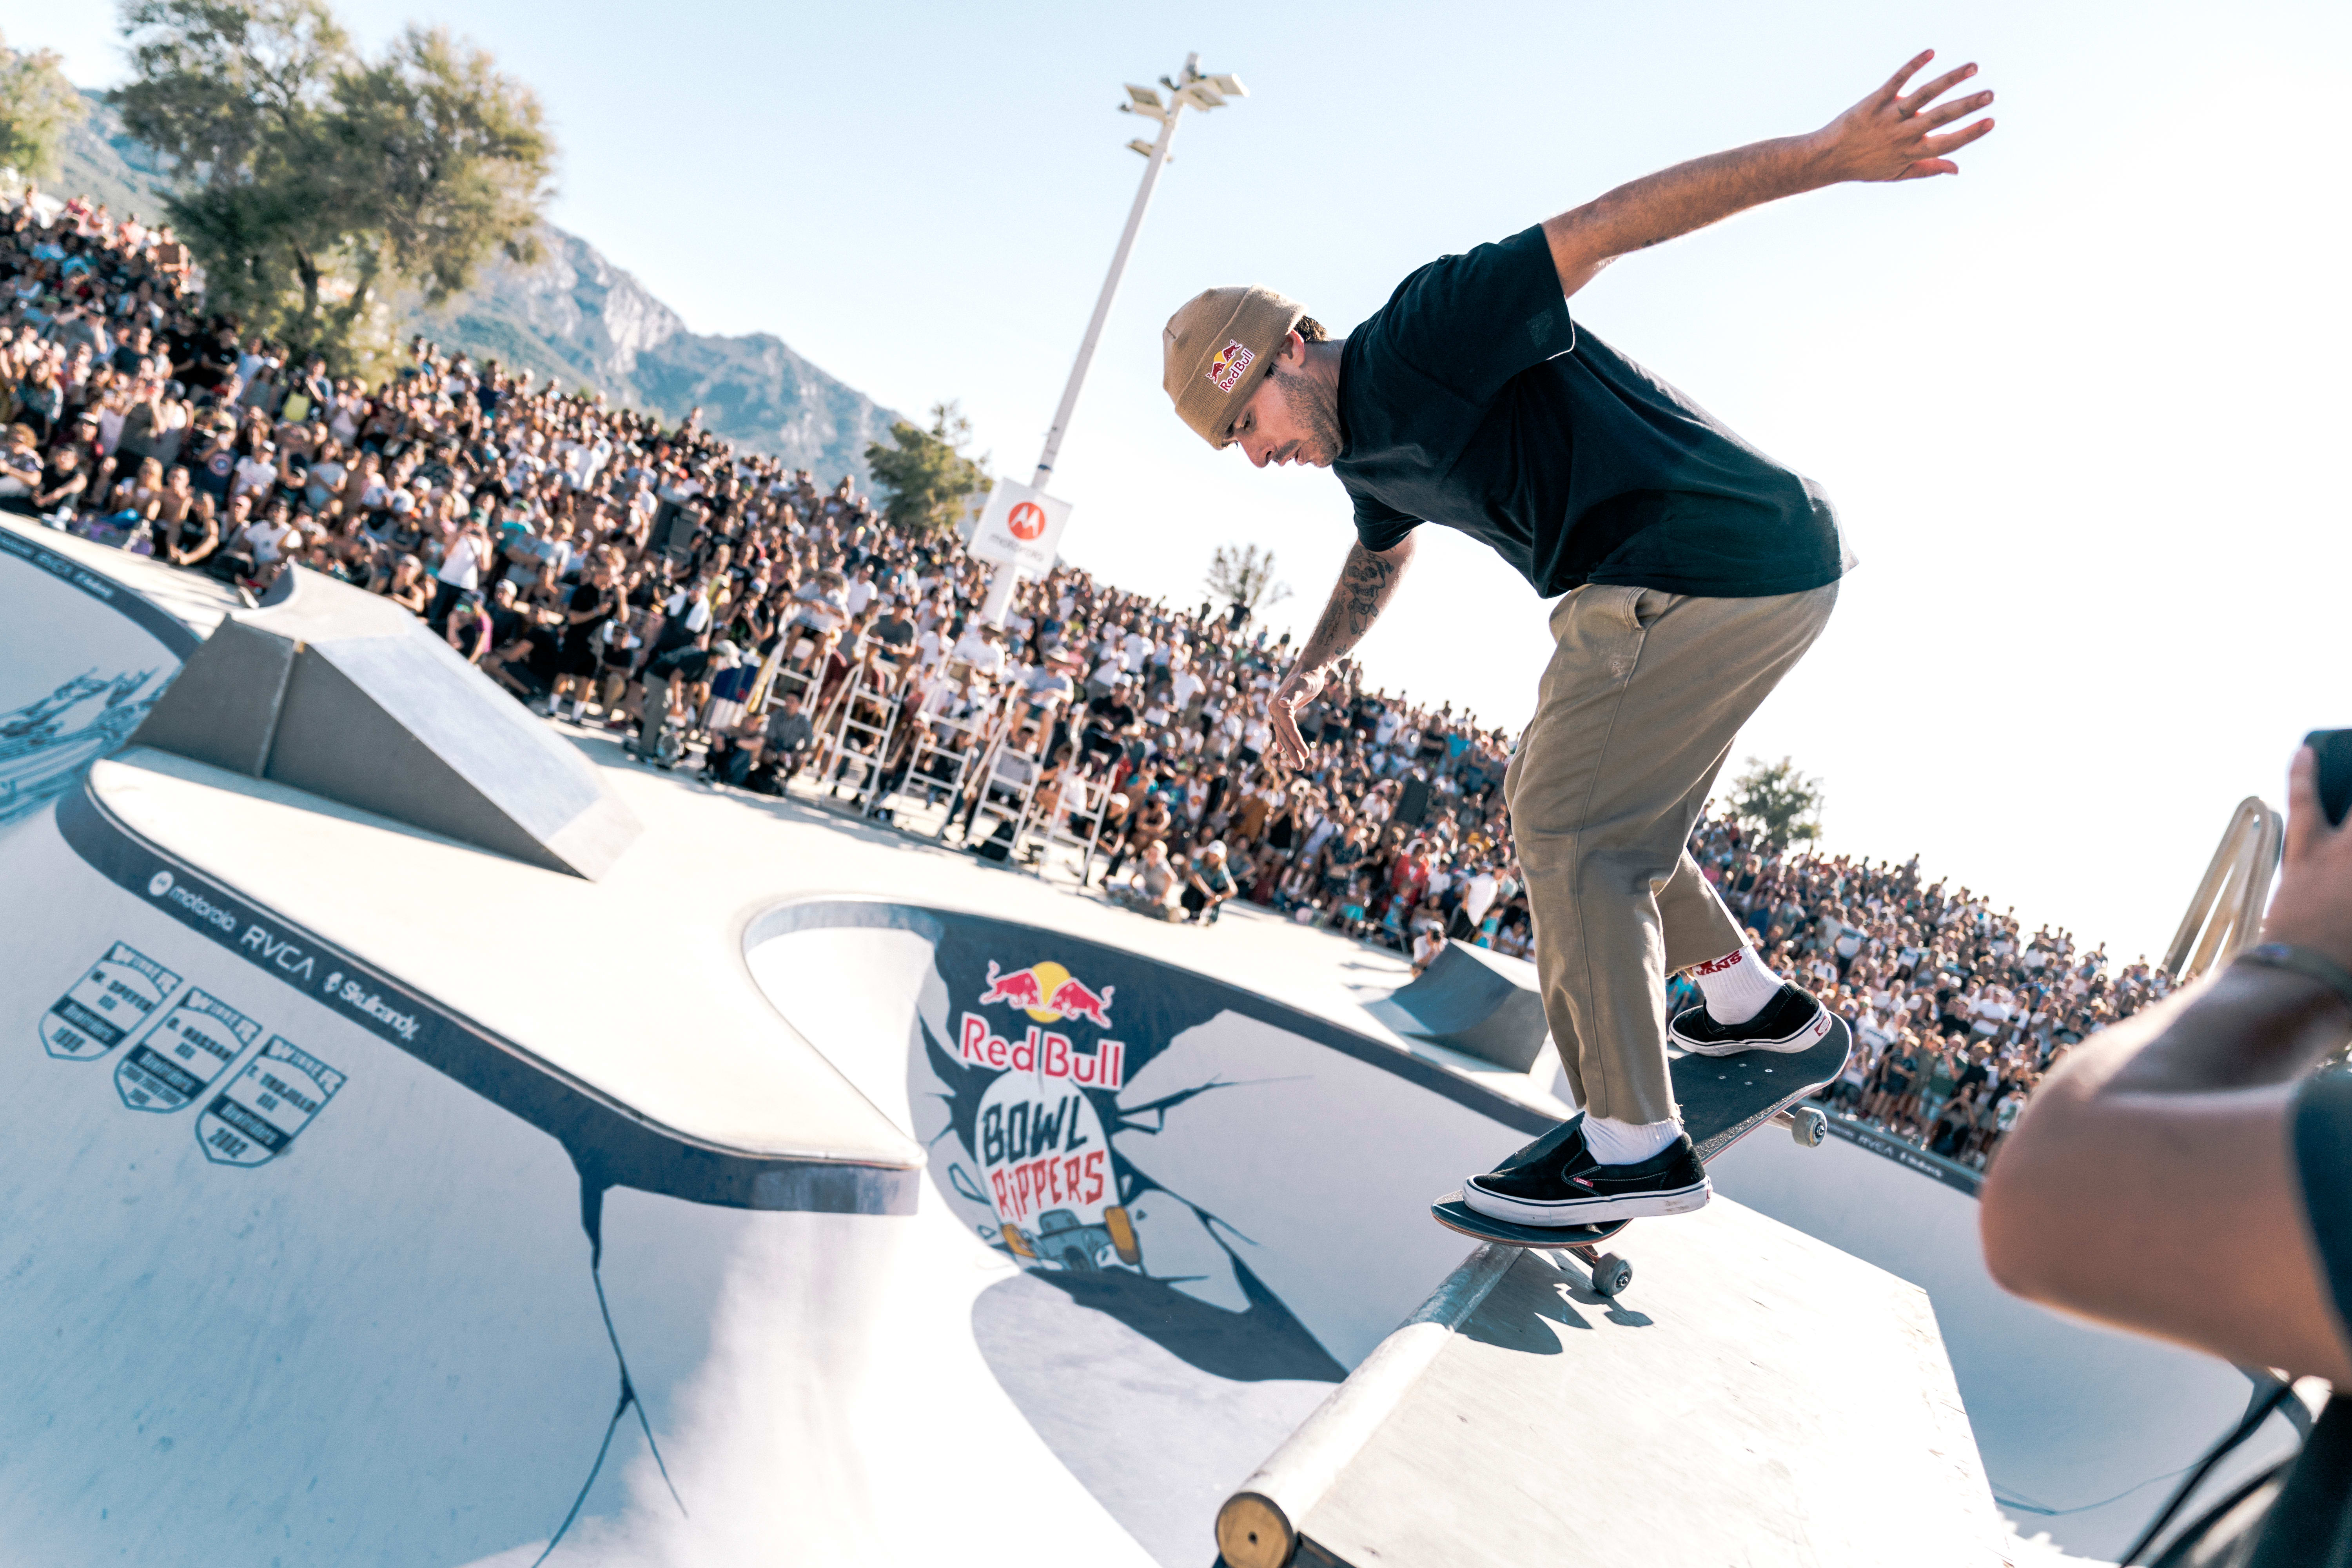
xmin=0 ymin=532 xmax=2288 ymax=1564
xmin=0 ymin=747 xmax=923 ymax=1564
xmin=744 ymin=900 xmax=2000 ymax=1566
xmin=1365 ymin=940 xmax=1549 ymax=1071
xmin=132 ymin=564 xmax=642 ymax=878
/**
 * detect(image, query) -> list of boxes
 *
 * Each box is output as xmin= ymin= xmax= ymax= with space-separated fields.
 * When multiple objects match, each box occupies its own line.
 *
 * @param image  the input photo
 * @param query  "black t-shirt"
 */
xmin=488 ymin=604 xmax=529 ymax=650
xmin=1335 ymin=225 xmax=1847 ymax=600
xmin=565 ymin=580 xmax=615 ymax=639
xmin=648 ymin=645 xmax=715 ymax=683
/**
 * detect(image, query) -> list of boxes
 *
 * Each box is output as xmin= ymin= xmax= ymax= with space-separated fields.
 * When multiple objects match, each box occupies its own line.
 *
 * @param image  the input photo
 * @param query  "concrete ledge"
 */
xmin=1219 ymin=1197 xmax=2004 ymax=1568
xmin=1218 ymin=1244 xmax=1517 ymax=1566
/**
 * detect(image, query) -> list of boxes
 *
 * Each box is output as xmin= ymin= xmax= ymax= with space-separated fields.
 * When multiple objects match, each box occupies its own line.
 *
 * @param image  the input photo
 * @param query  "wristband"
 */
xmin=2237 ymin=942 xmax=2352 ymax=1014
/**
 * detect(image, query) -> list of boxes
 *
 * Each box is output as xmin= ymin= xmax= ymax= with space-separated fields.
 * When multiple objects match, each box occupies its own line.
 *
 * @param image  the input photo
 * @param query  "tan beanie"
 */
xmin=1162 ymin=285 xmax=1306 ymax=448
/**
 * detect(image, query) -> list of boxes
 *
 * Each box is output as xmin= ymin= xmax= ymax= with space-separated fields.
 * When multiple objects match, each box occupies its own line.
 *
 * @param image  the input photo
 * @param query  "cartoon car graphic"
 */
xmin=999 ymin=1205 xmax=1142 ymax=1272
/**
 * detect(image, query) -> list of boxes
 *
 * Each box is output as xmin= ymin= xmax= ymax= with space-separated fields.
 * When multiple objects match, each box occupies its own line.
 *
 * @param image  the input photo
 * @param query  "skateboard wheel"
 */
xmin=1590 ymin=1252 xmax=1631 ymax=1298
xmin=1791 ymin=1107 xmax=1828 ymax=1148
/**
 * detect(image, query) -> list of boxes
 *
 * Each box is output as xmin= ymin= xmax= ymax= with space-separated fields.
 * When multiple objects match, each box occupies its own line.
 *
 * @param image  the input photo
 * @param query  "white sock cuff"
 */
xmin=1689 ymin=945 xmax=1783 ymax=1024
xmin=1583 ymin=1114 xmax=1682 ymax=1165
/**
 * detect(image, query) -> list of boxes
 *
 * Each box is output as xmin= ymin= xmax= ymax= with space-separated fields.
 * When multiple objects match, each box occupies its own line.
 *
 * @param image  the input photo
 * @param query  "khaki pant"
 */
xmin=1504 ymin=582 xmax=1837 ymax=1124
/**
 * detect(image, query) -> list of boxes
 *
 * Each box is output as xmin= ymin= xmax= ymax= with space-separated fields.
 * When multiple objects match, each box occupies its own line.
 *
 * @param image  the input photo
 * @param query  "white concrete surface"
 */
xmin=1286 ymin=1207 xmax=2003 ymax=1568
xmin=0 ymin=530 xmax=2291 ymax=1567
xmin=1715 ymin=1127 xmax=2301 ymax=1562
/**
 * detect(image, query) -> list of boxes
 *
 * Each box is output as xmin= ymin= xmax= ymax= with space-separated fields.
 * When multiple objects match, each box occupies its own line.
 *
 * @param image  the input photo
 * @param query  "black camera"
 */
xmin=2306 ymin=730 xmax=2352 ymax=829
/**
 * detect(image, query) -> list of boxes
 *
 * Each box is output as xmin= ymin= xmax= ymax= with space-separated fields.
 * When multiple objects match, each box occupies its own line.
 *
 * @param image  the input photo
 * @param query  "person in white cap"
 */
xmin=1161 ymin=51 xmax=1994 ymax=1227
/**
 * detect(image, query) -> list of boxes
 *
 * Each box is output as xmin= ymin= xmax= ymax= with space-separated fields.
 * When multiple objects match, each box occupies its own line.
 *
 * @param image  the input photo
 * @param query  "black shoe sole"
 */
xmin=1671 ymin=1002 xmax=1832 ymax=1058
xmin=1461 ymin=1174 xmax=1711 ymax=1226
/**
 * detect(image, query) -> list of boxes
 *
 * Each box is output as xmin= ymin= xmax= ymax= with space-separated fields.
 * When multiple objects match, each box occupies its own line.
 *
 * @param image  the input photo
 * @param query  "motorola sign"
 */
xmin=967 ymin=478 xmax=1071 ymax=577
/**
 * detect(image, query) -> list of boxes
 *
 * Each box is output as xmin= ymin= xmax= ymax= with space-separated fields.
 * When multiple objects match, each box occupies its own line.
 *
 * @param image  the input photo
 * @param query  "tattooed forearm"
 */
xmin=1296 ymin=537 xmax=1415 ymax=673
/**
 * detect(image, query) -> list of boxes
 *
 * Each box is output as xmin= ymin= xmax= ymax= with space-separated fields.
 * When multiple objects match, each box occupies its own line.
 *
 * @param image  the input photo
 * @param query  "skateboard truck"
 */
xmin=1771 ymin=1105 xmax=1830 ymax=1147
xmin=1567 ymin=1243 xmax=1632 ymax=1298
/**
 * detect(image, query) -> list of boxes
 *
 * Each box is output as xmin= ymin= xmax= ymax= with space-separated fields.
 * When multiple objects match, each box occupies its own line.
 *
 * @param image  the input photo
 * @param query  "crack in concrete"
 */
xmin=528 ymin=1172 xmax=688 ymax=1566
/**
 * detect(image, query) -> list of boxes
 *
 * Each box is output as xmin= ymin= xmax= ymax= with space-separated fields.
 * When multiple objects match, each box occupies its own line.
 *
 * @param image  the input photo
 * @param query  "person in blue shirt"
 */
xmin=1160 ymin=52 xmax=1995 ymax=1225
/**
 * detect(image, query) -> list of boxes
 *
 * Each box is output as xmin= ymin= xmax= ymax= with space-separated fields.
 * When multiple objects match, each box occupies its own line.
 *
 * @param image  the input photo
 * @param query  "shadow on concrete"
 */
xmin=1029 ymin=1264 xmax=1347 ymax=1385
xmin=1457 ymin=1250 xmax=1657 ymax=1354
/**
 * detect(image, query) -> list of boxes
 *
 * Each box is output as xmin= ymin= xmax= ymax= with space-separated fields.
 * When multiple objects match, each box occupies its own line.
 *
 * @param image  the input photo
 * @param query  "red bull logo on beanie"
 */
xmin=1207 ymin=338 xmax=1254 ymax=394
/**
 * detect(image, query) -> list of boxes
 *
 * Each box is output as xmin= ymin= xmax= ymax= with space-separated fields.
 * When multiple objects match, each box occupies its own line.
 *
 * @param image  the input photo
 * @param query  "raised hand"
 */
xmin=1815 ymin=49 xmax=1996 ymax=183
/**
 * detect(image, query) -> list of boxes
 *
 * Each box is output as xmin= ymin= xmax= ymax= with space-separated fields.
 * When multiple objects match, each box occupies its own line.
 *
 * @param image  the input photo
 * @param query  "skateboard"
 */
xmin=1431 ymin=1013 xmax=1851 ymax=1299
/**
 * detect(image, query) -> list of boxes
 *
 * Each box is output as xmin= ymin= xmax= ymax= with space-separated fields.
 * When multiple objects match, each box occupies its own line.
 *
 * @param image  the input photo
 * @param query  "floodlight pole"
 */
xmin=979 ymin=52 xmax=1222 ymax=627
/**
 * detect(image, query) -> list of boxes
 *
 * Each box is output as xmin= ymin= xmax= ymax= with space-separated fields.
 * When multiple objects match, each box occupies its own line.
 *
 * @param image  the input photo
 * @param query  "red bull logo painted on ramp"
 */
xmin=976 ymin=959 xmax=1115 ymax=1027
xmin=894 ymin=912 xmax=1354 ymax=1388
xmin=955 ymin=1014 xmax=1126 ymax=1089
xmin=964 ymin=958 xmax=1125 ymax=1089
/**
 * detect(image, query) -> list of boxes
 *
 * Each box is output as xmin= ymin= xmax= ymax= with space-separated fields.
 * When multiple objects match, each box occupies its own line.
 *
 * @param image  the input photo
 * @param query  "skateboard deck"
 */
xmin=1430 ymin=1014 xmax=1852 ymax=1289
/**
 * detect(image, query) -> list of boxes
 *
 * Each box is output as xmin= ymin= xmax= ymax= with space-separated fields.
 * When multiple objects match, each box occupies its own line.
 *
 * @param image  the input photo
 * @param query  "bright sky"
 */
xmin=20 ymin=0 xmax=2351 ymax=964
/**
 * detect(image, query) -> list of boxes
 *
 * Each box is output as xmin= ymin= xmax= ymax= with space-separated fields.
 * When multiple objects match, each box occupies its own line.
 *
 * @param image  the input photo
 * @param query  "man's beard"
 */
xmin=1271 ymin=364 xmax=1343 ymax=466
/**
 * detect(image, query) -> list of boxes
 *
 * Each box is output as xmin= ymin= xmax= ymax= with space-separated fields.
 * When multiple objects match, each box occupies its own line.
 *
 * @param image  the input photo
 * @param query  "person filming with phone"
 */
xmin=1981 ymin=737 xmax=2352 ymax=1564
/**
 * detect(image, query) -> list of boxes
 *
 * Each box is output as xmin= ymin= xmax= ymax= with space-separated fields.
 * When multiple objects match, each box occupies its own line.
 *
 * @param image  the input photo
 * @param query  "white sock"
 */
xmin=1688 ymin=946 xmax=1783 ymax=1025
xmin=568 ymin=698 xmax=588 ymax=721
xmin=1583 ymin=1114 xmax=1681 ymax=1166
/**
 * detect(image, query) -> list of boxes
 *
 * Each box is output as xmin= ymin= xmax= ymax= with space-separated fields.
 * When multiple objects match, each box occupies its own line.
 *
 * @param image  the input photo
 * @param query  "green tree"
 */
xmin=113 ymin=0 xmax=551 ymax=372
xmin=865 ymin=401 xmax=990 ymax=536
xmin=1721 ymin=755 xmax=1826 ymax=852
xmin=1205 ymin=542 xmax=1292 ymax=622
xmin=0 ymin=31 xmax=87 ymax=183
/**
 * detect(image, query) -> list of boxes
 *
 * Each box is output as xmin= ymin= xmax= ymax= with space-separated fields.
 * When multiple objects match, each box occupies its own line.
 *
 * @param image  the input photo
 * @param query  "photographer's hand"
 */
xmin=1980 ymin=743 xmax=2352 ymax=1383
xmin=2259 ymin=746 xmax=2352 ymax=974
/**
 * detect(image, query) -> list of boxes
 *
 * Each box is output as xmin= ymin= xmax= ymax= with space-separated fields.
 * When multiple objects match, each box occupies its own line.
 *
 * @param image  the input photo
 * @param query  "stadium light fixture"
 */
xmin=979 ymin=51 xmax=1249 ymax=626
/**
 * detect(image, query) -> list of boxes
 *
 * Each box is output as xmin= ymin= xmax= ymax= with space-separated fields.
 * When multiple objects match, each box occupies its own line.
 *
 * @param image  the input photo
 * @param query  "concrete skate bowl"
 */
xmin=0 ymin=769 xmax=927 ymax=1567
xmin=754 ymin=898 xmax=2318 ymax=1566
xmin=743 ymin=898 xmax=1560 ymax=1566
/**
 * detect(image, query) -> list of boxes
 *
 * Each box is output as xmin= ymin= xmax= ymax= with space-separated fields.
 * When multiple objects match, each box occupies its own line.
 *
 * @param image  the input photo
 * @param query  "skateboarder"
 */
xmin=1162 ymin=52 xmax=1994 ymax=1226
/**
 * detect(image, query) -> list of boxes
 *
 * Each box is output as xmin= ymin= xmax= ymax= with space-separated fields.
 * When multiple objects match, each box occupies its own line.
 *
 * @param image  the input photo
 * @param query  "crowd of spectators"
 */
xmin=1 ymin=183 xmax=2174 ymax=1175
xmin=1679 ymin=821 xmax=2176 ymax=1171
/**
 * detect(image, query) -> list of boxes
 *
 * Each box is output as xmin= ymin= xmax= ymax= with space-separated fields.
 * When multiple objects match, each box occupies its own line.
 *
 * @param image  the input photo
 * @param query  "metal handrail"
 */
xmin=2162 ymin=797 xmax=2284 ymax=982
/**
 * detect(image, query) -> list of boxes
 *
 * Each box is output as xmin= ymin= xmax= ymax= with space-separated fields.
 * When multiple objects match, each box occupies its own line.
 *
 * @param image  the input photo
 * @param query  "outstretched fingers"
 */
xmin=1915 ymin=88 xmax=1994 ymax=132
xmin=1900 ymin=61 xmax=1979 ymax=117
xmin=1270 ymin=703 xmax=1307 ymax=768
xmin=1921 ymin=116 xmax=1997 ymax=158
xmin=1878 ymin=48 xmax=1938 ymax=105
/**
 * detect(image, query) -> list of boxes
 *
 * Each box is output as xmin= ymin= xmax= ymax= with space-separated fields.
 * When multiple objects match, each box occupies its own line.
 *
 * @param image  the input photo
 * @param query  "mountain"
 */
xmin=54 ymin=88 xmax=172 ymax=223
xmin=407 ymin=230 xmax=904 ymax=483
xmin=49 ymin=89 xmax=904 ymax=484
